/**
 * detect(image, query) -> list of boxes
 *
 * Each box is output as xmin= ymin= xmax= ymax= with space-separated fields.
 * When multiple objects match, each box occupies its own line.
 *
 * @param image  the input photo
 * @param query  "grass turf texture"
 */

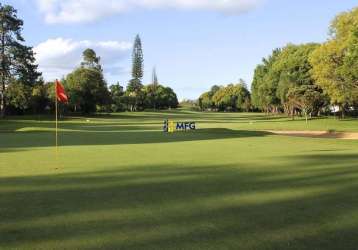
xmin=1 ymin=111 xmax=358 ymax=250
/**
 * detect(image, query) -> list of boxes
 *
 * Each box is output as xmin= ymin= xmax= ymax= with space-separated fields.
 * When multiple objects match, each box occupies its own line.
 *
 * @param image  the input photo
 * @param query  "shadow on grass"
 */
xmin=0 ymin=128 xmax=271 ymax=149
xmin=1 ymin=154 xmax=358 ymax=249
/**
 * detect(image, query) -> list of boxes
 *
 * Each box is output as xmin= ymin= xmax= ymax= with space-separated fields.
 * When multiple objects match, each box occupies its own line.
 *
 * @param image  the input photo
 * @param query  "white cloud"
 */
xmin=34 ymin=37 xmax=132 ymax=81
xmin=36 ymin=0 xmax=264 ymax=24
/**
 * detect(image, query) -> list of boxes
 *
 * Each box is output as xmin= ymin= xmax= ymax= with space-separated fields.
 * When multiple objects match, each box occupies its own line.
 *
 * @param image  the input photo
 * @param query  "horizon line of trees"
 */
xmin=198 ymin=80 xmax=251 ymax=112
xmin=197 ymin=6 xmax=358 ymax=119
xmin=251 ymin=7 xmax=358 ymax=119
xmin=0 ymin=3 xmax=178 ymax=116
xmin=2 ymin=3 xmax=358 ymax=118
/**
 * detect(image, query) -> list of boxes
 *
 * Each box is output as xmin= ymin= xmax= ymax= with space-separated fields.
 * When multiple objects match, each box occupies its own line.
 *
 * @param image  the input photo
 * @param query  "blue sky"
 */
xmin=4 ymin=0 xmax=358 ymax=100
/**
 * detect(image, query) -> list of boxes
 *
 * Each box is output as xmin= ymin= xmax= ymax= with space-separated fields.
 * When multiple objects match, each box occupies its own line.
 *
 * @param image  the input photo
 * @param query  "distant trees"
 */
xmin=199 ymin=81 xmax=251 ymax=112
xmin=109 ymin=83 xmax=125 ymax=112
xmin=250 ymin=6 xmax=358 ymax=118
xmin=64 ymin=49 xmax=110 ymax=113
xmin=251 ymin=49 xmax=282 ymax=113
xmin=109 ymin=35 xmax=178 ymax=112
xmin=251 ymin=44 xmax=326 ymax=118
xmin=287 ymin=85 xmax=327 ymax=122
xmin=6 ymin=2 xmax=358 ymax=118
xmin=310 ymin=7 xmax=358 ymax=117
xmin=2 ymin=32 xmax=178 ymax=115
xmin=109 ymin=35 xmax=179 ymax=112
xmin=0 ymin=4 xmax=40 ymax=117
xmin=145 ymin=68 xmax=159 ymax=110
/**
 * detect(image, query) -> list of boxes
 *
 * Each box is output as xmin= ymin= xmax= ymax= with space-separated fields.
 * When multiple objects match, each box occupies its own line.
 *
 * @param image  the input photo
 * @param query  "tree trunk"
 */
xmin=340 ymin=105 xmax=345 ymax=119
xmin=0 ymin=21 xmax=5 ymax=118
xmin=305 ymin=112 xmax=308 ymax=124
xmin=0 ymin=89 xmax=5 ymax=118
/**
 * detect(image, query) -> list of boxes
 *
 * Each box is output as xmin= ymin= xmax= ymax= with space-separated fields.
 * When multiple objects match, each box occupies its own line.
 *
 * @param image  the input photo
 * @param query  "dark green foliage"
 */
xmin=287 ymin=85 xmax=327 ymax=121
xmin=81 ymin=48 xmax=102 ymax=71
xmin=4 ymin=81 xmax=30 ymax=114
xmin=310 ymin=7 xmax=358 ymax=117
xmin=65 ymin=67 xmax=109 ymax=114
xmin=198 ymin=85 xmax=221 ymax=111
xmin=152 ymin=67 xmax=159 ymax=86
xmin=251 ymin=44 xmax=329 ymax=118
xmin=128 ymin=34 xmax=144 ymax=93
xmin=251 ymin=48 xmax=282 ymax=113
xmin=199 ymin=82 xmax=251 ymax=112
xmin=64 ymin=49 xmax=110 ymax=114
xmin=132 ymin=34 xmax=144 ymax=80
xmin=28 ymin=78 xmax=50 ymax=114
xmin=109 ymin=83 xmax=125 ymax=112
xmin=0 ymin=3 xmax=40 ymax=117
xmin=127 ymin=78 xmax=143 ymax=93
xmin=131 ymin=84 xmax=179 ymax=110
xmin=5 ymin=77 xmax=50 ymax=115
xmin=125 ymin=35 xmax=145 ymax=111
xmin=199 ymin=91 xmax=215 ymax=111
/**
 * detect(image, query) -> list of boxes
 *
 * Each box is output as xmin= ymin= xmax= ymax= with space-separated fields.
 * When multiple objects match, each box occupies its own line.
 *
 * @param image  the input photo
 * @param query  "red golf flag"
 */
xmin=55 ymin=80 xmax=68 ymax=103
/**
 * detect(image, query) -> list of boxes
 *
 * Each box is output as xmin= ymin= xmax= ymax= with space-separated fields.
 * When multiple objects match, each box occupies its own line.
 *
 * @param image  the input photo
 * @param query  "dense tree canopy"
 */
xmin=3 ymin=3 xmax=358 ymax=118
xmin=310 ymin=7 xmax=358 ymax=116
xmin=251 ymin=43 xmax=333 ymax=118
xmin=0 ymin=4 xmax=40 ymax=117
xmin=199 ymin=81 xmax=251 ymax=112
xmin=63 ymin=49 xmax=109 ymax=114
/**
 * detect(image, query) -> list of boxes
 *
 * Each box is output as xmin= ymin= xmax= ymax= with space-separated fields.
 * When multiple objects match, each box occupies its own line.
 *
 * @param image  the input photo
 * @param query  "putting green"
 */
xmin=1 ymin=111 xmax=358 ymax=250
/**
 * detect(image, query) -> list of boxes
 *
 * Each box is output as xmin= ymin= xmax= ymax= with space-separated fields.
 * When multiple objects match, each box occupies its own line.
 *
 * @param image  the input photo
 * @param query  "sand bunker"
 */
xmin=266 ymin=130 xmax=358 ymax=140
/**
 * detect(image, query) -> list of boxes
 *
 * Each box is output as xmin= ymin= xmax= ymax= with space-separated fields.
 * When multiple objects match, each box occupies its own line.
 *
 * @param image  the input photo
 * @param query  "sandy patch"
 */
xmin=266 ymin=130 xmax=358 ymax=140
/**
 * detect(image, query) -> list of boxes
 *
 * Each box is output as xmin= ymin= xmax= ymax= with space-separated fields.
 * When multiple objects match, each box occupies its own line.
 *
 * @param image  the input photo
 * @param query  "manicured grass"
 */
xmin=1 ymin=111 xmax=358 ymax=249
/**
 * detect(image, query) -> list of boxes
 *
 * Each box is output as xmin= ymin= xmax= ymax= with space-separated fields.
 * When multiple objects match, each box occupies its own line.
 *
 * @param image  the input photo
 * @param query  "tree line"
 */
xmin=198 ymin=6 xmax=358 ymax=119
xmin=198 ymin=80 xmax=251 ymax=112
xmin=2 ymin=3 xmax=358 ymax=118
xmin=251 ymin=7 xmax=358 ymax=118
xmin=0 ymin=4 xmax=178 ymax=116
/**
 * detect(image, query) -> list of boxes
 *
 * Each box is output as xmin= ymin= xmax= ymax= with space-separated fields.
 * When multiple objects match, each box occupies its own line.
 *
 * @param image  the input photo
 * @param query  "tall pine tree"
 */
xmin=128 ymin=34 xmax=144 ymax=93
xmin=0 ymin=4 xmax=40 ymax=117
xmin=127 ymin=34 xmax=144 ymax=111
xmin=152 ymin=67 xmax=158 ymax=87
xmin=148 ymin=67 xmax=159 ymax=110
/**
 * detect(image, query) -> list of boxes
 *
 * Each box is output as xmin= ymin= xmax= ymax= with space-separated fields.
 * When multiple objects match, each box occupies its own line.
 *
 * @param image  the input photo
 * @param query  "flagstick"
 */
xmin=55 ymin=81 xmax=59 ymax=169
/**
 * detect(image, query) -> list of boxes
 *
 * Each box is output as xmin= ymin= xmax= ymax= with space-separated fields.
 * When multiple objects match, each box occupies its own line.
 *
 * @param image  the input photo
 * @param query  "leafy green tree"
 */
xmin=65 ymin=49 xmax=109 ymax=114
xmin=210 ymin=85 xmax=221 ymax=94
xmin=211 ymin=83 xmax=250 ymax=111
xmin=251 ymin=64 xmax=266 ymax=110
xmin=310 ymin=7 xmax=358 ymax=117
xmin=274 ymin=43 xmax=320 ymax=116
xmin=287 ymin=85 xmax=326 ymax=122
xmin=145 ymin=67 xmax=159 ymax=109
xmin=156 ymin=86 xmax=178 ymax=109
xmin=251 ymin=49 xmax=282 ymax=113
xmin=143 ymin=84 xmax=178 ymax=110
xmin=30 ymin=77 xmax=50 ymax=114
xmin=81 ymin=48 xmax=102 ymax=71
xmin=110 ymin=82 xmax=125 ymax=112
xmin=198 ymin=85 xmax=221 ymax=111
xmin=4 ymin=81 xmax=30 ymax=114
xmin=0 ymin=4 xmax=40 ymax=117
xmin=198 ymin=91 xmax=215 ymax=111
xmin=251 ymin=44 xmax=328 ymax=117
xmin=233 ymin=82 xmax=251 ymax=112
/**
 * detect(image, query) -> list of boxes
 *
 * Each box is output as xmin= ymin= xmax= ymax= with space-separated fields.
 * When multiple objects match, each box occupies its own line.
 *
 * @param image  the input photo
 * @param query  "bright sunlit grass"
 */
xmin=1 ymin=111 xmax=358 ymax=249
